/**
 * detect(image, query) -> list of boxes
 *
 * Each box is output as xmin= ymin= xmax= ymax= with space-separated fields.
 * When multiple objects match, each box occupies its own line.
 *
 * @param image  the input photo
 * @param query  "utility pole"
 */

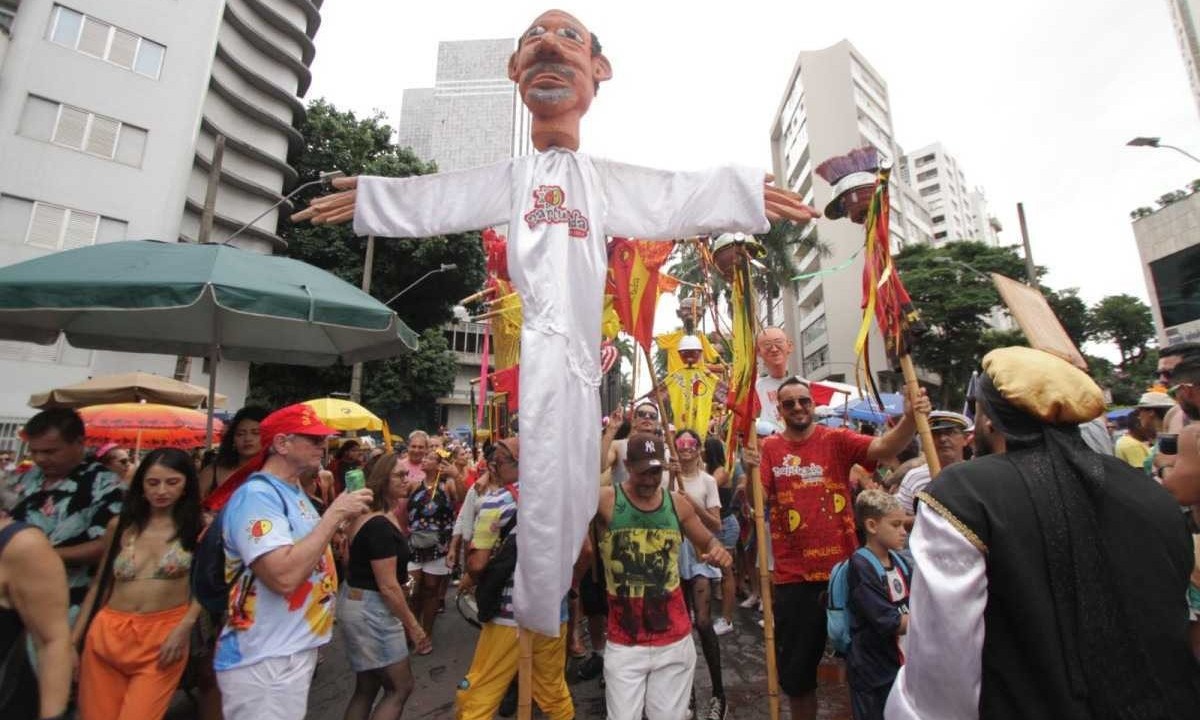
xmin=175 ymin=134 xmax=224 ymax=382
xmin=1016 ymin=202 xmax=1037 ymax=286
xmin=349 ymin=234 xmax=375 ymax=404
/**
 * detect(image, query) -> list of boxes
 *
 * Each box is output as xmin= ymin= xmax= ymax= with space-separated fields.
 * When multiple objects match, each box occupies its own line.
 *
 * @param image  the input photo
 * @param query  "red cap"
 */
xmin=202 ymin=403 xmax=336 ymax=511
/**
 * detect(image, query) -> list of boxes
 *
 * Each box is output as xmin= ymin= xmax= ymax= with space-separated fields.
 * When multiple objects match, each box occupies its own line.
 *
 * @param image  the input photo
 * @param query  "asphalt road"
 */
xmin=171 ymin=595 xmax=852 ymax=719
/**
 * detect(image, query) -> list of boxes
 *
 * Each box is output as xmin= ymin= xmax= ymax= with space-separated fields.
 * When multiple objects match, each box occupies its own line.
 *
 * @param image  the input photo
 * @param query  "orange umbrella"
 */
xmin=78 ymin=403 xmax=224 ymax=451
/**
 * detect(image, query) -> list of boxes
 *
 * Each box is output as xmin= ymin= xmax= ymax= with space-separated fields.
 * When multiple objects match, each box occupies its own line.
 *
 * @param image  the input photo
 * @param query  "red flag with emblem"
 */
xmin=607 ymin=238 xmax=675 ymax=352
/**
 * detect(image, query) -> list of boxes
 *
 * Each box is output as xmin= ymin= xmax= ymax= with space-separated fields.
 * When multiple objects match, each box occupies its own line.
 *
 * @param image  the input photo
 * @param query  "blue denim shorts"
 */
xmin=717 ymin=514 xmax=740 ymax=549
xmin=336 ymin=586 xmax=409 ymax=672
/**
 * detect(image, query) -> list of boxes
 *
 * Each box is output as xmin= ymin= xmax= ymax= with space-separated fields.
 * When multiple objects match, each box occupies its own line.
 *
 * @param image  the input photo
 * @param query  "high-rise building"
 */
xmin=397 ymin=38 xmax=531 ymax=173
xmin=902 ymin=142 xmax=985 ymax=246
xmin=1168 ymin=0 xmax=1200 ymax=118
xmin=769 ymin=40 xmax=928 ymax=388
xmin=0 ymin=0 xmax=320 ymax=435
xmin=397 ymin=38 xmax=532 ymax=434
xmin=1133 ymin=191 xmax=1200 ymax=346
xmin=968 ymin=188 xmax=1003 ymax=247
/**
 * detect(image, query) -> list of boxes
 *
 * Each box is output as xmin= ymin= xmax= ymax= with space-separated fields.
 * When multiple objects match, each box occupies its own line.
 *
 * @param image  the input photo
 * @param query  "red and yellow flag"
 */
xmin=607 ymin=238 xmax=675 ymax=352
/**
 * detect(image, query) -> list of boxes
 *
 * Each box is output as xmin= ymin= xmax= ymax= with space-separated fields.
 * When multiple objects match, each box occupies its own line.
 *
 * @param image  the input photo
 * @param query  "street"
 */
xmin=171 ymin=594 xmax=852 ymax=719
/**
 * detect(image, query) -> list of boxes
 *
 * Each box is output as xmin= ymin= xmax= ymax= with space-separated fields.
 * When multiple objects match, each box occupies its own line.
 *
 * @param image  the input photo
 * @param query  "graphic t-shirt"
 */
xmin=759 ymin=427 xmax=875 ymax=583
xmin=216 ymin=473 xmax=336 ymax=671
xmin=756 ymin=374 xmax=788 ymax=429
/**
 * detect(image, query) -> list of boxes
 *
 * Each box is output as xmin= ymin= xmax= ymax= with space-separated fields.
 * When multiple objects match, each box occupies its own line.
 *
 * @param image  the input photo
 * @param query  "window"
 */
xmin=931 ymin=214 xmax=945 ymax=224
xmin=916 ymin=169 xmax=938 ymax=182
xmin=934 ymin=231 xmax=948 ymax=240
xmin=919 ymin=184 xmax=940 ymax=197
xmin=48 ymin=5 xmax=165 ymax=78
xmin=915 ymin=153 xmax=936 ymax=168
xmin=25 ymin=201 xmax=99 ymax=250
xmin=20 ymin=96 xmax=147 ymax=166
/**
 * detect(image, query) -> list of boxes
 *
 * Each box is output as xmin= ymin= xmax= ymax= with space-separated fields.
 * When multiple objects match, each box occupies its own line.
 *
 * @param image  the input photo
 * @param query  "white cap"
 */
xmin=679 ymin=335 xmax=703 ymax=352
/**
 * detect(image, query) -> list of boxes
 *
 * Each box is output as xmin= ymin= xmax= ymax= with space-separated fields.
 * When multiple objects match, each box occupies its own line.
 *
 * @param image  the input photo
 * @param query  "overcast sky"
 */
xmin=308 ymin=0 xmax=1199 ymax=314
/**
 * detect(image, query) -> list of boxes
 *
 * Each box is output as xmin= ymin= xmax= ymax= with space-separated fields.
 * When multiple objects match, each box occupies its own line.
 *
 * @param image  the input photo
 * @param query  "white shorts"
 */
xmin=216 ymin=648 xmax=318 ymax=720
xmin=408 ymin=557 xmax=451 ymax=576
xmin=603 ymin=635 xmax=697 ymax=720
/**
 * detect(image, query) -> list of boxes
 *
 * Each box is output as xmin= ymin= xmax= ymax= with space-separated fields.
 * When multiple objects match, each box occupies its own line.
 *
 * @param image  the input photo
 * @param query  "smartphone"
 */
xmin=1158 ymin=434 xmax=1179 ymax=456
xmin=344 ymin=468 xmax=366 ymax=492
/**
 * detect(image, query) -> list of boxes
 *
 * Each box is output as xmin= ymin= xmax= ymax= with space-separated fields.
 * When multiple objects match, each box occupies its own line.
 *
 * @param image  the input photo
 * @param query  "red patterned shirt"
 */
xmin=759 ymin=426 xmax=874 ymax=584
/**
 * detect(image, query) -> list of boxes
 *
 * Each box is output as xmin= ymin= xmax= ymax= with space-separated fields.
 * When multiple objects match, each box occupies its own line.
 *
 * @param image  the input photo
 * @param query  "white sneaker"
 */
xmin=738 ymin=593 xmax=760 ymax=609
xmin=712 ymin=617 xmax=734 ymax=636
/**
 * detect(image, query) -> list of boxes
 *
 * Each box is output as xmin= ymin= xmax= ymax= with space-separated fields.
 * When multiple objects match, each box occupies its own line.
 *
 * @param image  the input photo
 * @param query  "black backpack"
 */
xmin=191 ymin=476 xmax=288 ymax=617
xmin=475 ymin=485 xmax=519 ymax=624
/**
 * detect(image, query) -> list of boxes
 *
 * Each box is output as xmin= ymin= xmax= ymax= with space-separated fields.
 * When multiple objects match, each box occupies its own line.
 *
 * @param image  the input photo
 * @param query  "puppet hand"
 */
xmin=764 ymin=180 xmax=821 ymax=224
xmin=290 ymin=176 xmax=358 ymax=225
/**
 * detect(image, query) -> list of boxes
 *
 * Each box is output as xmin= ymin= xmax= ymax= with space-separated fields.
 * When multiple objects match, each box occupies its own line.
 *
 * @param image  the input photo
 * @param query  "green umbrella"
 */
xmin=0 ymin=240 xmax=419 ymax=441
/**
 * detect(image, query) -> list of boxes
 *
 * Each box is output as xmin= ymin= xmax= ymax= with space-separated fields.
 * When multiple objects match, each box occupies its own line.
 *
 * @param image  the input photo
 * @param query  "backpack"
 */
xmin=474 ymin=484 xmax=519 ymax=624
xmin=826 ymin=547 xmax=910 ymax=656
xmin=191 ymin=475 xmax=289 ymax=617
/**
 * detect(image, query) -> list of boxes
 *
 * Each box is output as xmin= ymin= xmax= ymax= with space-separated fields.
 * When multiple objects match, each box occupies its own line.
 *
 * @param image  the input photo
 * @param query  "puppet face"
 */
xmin=841 ymin=186 xmax=874 ymax=224
xmin=508 ymin=10 xmax=611 ymax=150
xmin=756 ymin=328 xmax=793 ymax=377
xmin=679 ymin=349 xmax=703 ymax=366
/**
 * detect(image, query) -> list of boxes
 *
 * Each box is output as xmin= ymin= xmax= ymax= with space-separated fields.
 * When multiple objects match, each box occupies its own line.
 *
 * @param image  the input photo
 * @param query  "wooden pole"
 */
xmin=737 ymin=248 xmax=780 ymax=720
xmin=641 ymin=343 xmax=679 ymax=491
xmin=517 ymin=628 xmax=533 ymax=720
xmin=748 ymin=429 xmax=780 ymax=720
xmin=349 ymin=235 xmax=375 ymax=404
xmin=176 ymin=134 xmax=224 ymax=383
xmin=899 ymin=354 xmax=940 ymax=476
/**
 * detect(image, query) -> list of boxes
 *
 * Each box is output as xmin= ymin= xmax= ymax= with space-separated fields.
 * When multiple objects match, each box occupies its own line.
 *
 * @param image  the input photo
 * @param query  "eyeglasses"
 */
xmin=779 ymin=397 xmax=814 ymax=410
xmin=1158 ymin=369 xmax=1173 ymax=380
xmin=758 ymin=341 xmax=788 ymax=351
xmin=674 ymin=437 xmax=699 ymax=450
xmin=1167 ymin=383 xmax=1194 ymax=398
xmin=635 ymin=410 xmax=659 ymax=420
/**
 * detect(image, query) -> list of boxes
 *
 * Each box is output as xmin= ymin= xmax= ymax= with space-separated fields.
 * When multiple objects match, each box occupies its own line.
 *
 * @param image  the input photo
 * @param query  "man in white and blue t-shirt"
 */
xmin=214 ymin=404 xmax=372 ymax=720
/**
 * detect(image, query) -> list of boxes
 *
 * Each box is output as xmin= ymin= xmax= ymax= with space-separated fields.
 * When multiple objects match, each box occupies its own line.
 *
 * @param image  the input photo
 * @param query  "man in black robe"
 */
xmin=887 ymin=346 xmax=1200 ymax=719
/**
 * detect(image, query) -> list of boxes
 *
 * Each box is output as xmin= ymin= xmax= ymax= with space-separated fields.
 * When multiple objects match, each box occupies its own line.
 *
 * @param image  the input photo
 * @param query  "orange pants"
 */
xmin=78 ymin=604 xmax=190 ymax=720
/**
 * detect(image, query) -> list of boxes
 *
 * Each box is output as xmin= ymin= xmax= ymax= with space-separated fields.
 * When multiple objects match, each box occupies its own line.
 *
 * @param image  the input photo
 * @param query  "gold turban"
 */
xmin=981 ymin=346 xmax=1105 ymax=425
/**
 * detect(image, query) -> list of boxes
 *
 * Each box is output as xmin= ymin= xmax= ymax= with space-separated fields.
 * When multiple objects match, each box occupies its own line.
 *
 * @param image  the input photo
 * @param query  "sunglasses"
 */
xmin=1168 ymin=382 xmax=1194 ymax=398
xmin=780 ymin=397 xmax=814 ymax=410
xmin=674 ymin=437 xmax=699 ymax=450
xmin=635 ymin=410 xmax=660 ymax=420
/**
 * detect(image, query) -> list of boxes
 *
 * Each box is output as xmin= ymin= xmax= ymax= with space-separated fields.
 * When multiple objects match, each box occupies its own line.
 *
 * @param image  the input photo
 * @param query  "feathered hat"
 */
xmin=815 ymin=146 xmax=882 ymax=220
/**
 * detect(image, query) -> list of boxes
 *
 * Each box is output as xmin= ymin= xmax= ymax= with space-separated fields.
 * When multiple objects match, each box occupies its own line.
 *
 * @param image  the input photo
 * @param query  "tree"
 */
xmin=247 ymin=99 xmax=486 ymax=418
xmin=1129 ymin=207 xmax=1154 ymax=220
xmin=755 ymin=223 xmax=828 ymax=327
xmin=1156 ymin=189 xmax=1189 ymax=208
xmin=1089 ymin=293 xmax=1155 ymax=369
xmin=894 ymin=241 xmax=1032 ymax=407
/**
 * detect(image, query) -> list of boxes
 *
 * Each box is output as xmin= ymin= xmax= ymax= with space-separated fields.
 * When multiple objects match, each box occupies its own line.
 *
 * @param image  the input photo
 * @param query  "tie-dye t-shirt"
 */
xmin=215 ymin=472 xmax=336 ymax=671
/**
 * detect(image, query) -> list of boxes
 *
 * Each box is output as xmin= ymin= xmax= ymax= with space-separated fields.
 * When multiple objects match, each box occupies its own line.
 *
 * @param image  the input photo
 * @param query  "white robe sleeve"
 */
xmin=353 ymin=160 xmax=512 ymax=238
xmin=886 ymin=502 xmax=987 ymax=720
xmin=594 ymin=159 xmax=769 ymax=239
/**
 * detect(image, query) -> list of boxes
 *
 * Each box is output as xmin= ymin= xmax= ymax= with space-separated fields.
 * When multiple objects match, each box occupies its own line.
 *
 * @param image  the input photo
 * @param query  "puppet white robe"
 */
xmin=354 ymin=148 xmax=767 ymax=635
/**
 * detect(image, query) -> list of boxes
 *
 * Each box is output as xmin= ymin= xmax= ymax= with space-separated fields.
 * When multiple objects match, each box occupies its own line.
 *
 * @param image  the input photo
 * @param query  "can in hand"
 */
xmin=344 ymin=468 xmax=366 ymax=492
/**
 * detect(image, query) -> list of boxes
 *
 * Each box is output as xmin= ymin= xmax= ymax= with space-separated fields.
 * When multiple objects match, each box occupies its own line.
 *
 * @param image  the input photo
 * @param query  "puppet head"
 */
xmin=508 ymin=10 xmax=612 ymax=151
xmin=679 ymin=334 xmax=703 ymax=368
xmin=756 ymin=327 xmax=793 ymax=379
xmin=815 ymin=146 xmax=882 ymax=224
xmin=711 ymin=232 xmax=765 ymax=280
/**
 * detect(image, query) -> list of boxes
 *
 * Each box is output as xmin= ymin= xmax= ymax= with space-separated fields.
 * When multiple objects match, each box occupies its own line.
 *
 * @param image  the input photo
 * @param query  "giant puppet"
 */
xmin=295 ymin=9 xmax=819 ymax=636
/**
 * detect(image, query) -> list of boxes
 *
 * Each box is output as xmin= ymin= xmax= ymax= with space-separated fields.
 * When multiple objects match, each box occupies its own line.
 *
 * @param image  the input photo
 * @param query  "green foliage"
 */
xmin=247 ymin=98 xmax=486 ymax=415
xmin=1087 ymin=351 xmax=1158 ymax=406
xmin=895 ymin=241 xmax=1033 ymax=407
xmin=756 ymin=222 xmax=828 ymax=326
xmin=1129 ymin=207 xmax=1154 ymax=220
xmin=1156 ymin=189 xmax=1189 ymax=208
xmin=1089 ymin=293 xmax=1155 ymax=369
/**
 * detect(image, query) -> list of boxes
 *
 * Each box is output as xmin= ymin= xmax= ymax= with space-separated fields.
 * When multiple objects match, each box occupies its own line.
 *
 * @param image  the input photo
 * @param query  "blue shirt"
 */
xmin=215 ymin=473 xmax=336 ymax=671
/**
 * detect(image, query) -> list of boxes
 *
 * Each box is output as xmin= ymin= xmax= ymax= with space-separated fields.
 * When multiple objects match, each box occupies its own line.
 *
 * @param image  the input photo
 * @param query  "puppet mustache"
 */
xmin=523 ymin=63 xmax=576 ymax=84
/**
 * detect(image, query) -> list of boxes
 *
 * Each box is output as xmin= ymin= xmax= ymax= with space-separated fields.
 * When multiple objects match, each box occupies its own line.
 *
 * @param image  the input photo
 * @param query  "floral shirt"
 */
xmin=406 ymin=479 xmax=454 ymax=563
xmin=7 ymin=461 xmax=123 ymax=609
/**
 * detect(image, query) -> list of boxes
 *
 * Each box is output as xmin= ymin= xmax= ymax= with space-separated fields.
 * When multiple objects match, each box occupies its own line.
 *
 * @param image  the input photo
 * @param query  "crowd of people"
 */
xmin=0 ymin=336 xmax=1198 ymax=720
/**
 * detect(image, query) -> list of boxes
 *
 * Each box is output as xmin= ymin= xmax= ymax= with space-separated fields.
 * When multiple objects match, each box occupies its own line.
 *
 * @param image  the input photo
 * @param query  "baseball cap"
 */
xmin=928 ymin=411 xmax=972 ymax=433
xmin=626 ymin=432 xmax=665 ymax=474
xmin=259 ymin=403 xmax=338 ymax=441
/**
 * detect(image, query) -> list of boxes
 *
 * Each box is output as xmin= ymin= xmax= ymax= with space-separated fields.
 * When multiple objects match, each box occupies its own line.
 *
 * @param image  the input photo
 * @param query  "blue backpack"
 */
xmin=826 ymin=547 xmax=910 ymax=655
xmin=191 ymin=476 xmax=289 ymax=616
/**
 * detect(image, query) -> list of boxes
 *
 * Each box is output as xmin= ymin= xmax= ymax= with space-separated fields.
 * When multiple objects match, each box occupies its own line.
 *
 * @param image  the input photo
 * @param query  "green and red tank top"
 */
xmin=600 ymin=483 xmax=690 ymax=646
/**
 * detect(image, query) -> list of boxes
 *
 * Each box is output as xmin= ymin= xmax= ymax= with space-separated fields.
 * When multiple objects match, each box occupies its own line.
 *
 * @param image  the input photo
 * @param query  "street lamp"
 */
xmin=1126 ymin=136 xmax=1200 ymax=164
xmin=223 ymin=170 xmax=346 ymax=245
xmin=384 ymin=263 xmax=458 ymax=306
